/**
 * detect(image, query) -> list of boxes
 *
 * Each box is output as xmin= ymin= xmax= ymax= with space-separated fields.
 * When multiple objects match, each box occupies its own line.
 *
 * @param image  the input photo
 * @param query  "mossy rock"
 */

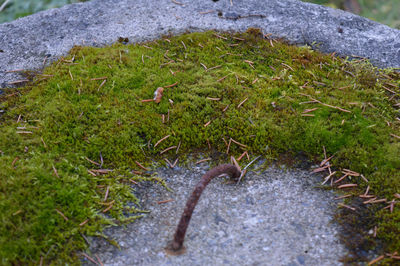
xmin=0 ymin=29 xmax=399 ymax=264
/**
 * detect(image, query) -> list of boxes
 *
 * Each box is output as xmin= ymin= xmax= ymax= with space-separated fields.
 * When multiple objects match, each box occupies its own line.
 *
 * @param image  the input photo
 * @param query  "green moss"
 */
xmin=0 ymin=29 xmax=399 ymax=264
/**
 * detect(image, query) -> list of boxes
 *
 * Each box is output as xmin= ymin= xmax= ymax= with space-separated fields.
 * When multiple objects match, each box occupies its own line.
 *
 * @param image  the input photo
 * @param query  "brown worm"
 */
xmin=166 ymin=164 xmax=241 ymax=255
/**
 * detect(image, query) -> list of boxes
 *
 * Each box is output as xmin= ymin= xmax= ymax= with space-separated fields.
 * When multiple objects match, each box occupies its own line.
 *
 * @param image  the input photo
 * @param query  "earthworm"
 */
xmin=166 ymin=164 xmax=241 ymax=254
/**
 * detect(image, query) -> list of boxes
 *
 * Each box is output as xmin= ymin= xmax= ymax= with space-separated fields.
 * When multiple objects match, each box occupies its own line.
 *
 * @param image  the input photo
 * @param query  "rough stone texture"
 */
xmin=1 ymin=0 xmax=400 ymax=90
xmin=85 ymin=162 xmax=348 ymax=266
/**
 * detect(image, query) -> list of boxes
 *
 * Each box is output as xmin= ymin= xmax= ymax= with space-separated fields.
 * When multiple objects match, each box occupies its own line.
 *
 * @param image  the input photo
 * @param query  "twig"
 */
xmin=55 ymin=209 xmax=68 ymax=221
xmin=299 ymin=93 xmax=351 ymax=113
xmin=154 ymin=135 xmax=170 ymax=148
xmin=135 ymin=161 xmax=150 ymax=171
xmin=368 ymin=255 xmax=384 ymax=265
xmin=338 ymin=203 xmax=356 ymax=211
xmin=157 ymin=199 xmax=174 ymax=204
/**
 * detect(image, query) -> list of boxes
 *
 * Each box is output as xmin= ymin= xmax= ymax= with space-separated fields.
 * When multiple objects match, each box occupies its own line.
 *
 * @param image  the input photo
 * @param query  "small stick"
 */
xmin=281 ymin=63 xmax=294 ymax=71
xmin=154 ymin=135 xmax=171 ymax=148
xmin=364 ymin=185 xmax=370 ymax=196
xmin=165 ymin=82 xmax=178 ymax=88
xmin=97 ymin=80 xmax=106 ymax=91
xmin=102 ymin=204 xmax=113 ymax=213
xmin=172 ymin=158 xmax=179 ymax=168
xmin=90 ymin=77 xmax=107 ymax=81
xmin=5 ymin=69 xmax=25 ymax=73
xmin=342 ymin=169 xmax=360 ymax=176
xmin=368 ymin=255 xmax=384 ymax=265
xmin=171 ymin=0 xmax=184 ymax=6
xmin=312 ymin=165 xmax=330 ymax=173
xmin=237 ymin=98 xmax=248 ymax=108
xmin=68 ymin=69 xmax=74 ymax=80
xmin=95 ymin=255 xmax=104 ymax=266
xmin=206 ymin=97 xmax=220 ymax=101
xmin=160 ymin=146 xmax=177 ymax=154
xmin=164 ymin=158 xmax=173 ymax=168
xmin=85 ymin=157 xmax=100 ymax=166
xmin=87 ymin=170 xmax=97 ymax=176
xmin=135 ymin=161 xmax=150 ymax=171
xmin=8 ymin=79 xmax=29 ymax=85
xmin=104 ymin=186 xmax=110 ymax=202
xmin=226 ymin=138 xmax=232 ymax=154
xmin=334 ymin=194 xmax=352 ymax=200
xmin=157 ymin=199 xmax=174 ymax=204
xmin=206 ymin=65 xmax=222 ymax=71
xmin=52 ymin=165 xmax=60 ymax=178
xmin=322 ymin=171 xmax=337 ymax=185
xmin=390 ymin=133 xmax=400 ymax=139
xmin=81 ymin=253 xmax=99 ymax=265
xmin=11 ymin=157 xmax=19 ymax=167
xmin=223 ymin=105 xmax=230 ymax=112
xmin=230 ymin=138 xmax=247 ymax=148
xmin=368 ymin=199 xmax=387 ymax=204
xmin=199 ymin=10 xmax=214 ymax=15
xmin=55 ymin=209 xmax=68 ymax=221
xmin=217 ymin=75 xmax=228 ymax=82
xmin=334 ymin=173 xmax=349 ymax=184
xmin=176 ymin=141 xmax=181 ymax=154
xmin=360 ymin=174 xmax=369 ymax=183
xmin=338 ymin=203 xmax=356 ymax=211
xmin=204 ymin=121 xmax=211 ymax=127
xmin=237 ymin=151 xmax=248 ymax=161
xmin=320 ymin=154 xmax=334 ymax=166
xmin=79 ymin=219 xmax=89 ymax=226
xmin=363 ymin=197 xmax=377 ymax=204
xmin=181 ymin=41 xmax=186 ymax=50
xmin=303 ymin=108 xmax=319 ymax=114
xmin=196 ymin=158 xmax=211 ymax=164
xmin=213 ymin=33 xmax=228 ymax=40
xmin=166 ymin=164 xmax=240 ymax=254
xmin=338 ymin=184 xmax=357 ymax=189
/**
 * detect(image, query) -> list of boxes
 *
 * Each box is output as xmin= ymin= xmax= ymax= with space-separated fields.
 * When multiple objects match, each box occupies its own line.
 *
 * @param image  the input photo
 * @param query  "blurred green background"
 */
xmin=0 ymin=0 xmax=399 ymax=28
xmin=0 ymin=0 xmax=87 ymax=23
xmin=303 ymin=0 xmax=400 ymax=29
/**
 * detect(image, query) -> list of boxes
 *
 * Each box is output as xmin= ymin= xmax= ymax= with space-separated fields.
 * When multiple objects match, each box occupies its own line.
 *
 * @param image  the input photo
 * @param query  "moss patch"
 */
xmin=0 ymin=30 xmax=399 ymax=264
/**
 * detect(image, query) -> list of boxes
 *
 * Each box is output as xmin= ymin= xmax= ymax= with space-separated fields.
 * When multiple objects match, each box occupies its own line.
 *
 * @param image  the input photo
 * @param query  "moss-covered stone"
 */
xmin=0 ymin=29 xmax=399 ymax=264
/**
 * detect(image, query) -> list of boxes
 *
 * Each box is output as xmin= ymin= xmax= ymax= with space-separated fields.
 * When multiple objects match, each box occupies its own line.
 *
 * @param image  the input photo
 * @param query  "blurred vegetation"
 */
xmin=303 ymin=0 xmax=400 ymax=29
xmin=0 ymin=0 xmax=87 ymax=23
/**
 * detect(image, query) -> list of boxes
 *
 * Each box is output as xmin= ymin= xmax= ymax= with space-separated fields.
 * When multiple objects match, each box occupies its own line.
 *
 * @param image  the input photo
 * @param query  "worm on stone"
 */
xmin=165 ymin=164 xmax=241 ymax=255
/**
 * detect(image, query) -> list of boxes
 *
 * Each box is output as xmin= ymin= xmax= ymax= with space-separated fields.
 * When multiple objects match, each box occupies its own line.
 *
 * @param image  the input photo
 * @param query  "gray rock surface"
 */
xmin=1 ymin=0 xmax=400 ymax=90
xmin=86 ymin=162 xmax=346 ymax=265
